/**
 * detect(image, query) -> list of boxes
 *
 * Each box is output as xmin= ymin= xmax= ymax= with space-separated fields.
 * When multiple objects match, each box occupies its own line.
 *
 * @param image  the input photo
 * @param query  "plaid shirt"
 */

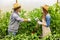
xmin=8 ymin=12 xmax=24 ymax=32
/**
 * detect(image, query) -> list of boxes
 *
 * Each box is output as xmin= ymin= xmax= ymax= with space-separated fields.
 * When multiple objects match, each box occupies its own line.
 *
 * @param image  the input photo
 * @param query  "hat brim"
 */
xmin=42 ymin=7 xmax=48 ymax=11
xmin=13 ymin=6 xmax=21 ymax=9
xmin=42 ymin=5 xmax=49 ymax=11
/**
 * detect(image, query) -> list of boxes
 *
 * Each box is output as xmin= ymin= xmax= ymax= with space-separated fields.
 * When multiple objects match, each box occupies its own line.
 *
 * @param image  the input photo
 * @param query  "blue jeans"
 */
xmin=8 ymin=31 xmax=17 ymax=36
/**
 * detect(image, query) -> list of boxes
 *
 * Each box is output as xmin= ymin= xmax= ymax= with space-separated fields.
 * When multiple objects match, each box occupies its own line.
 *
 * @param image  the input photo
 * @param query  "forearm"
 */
xmin=37 ymin=21 xmax=47 ymax=26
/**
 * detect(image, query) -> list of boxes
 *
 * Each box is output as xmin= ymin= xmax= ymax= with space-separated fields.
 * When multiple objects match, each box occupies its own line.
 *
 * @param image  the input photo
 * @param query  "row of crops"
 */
xmin=0 ymin=3 xmax=60 ymax=40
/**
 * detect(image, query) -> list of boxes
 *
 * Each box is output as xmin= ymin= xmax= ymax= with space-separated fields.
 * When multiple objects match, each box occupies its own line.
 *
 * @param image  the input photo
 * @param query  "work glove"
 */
xmin=28 ymin=18 xmax=31 ymax=21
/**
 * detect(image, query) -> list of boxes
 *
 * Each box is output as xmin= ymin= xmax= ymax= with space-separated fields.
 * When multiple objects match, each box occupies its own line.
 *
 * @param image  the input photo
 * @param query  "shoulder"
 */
xmin=46 ymin=13 xmax=51 ymax=18
xmin=46 ymin=13 xmax=50 ymax=16
xmin=12 ymin=13 xmax=18 ymax=17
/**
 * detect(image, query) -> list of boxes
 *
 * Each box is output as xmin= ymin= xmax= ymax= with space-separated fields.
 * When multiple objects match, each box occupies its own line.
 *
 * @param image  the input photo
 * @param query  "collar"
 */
xmin=14 ymin=11 xmax=19 ymax=15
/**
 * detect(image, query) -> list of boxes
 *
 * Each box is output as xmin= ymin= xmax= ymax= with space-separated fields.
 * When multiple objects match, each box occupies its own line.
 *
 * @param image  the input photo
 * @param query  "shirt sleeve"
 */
xmin=13 ymin=13 xmax=24 ymax=22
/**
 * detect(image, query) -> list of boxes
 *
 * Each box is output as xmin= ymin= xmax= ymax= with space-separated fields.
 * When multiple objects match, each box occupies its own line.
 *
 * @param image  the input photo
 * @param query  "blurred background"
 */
xmin=0 ymin=0 xmax=57 ymax=12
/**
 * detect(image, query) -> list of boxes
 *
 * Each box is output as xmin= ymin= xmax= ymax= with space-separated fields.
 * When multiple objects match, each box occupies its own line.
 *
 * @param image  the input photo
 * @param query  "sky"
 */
xmin=0 ymin=0 xmax=57 ymax=11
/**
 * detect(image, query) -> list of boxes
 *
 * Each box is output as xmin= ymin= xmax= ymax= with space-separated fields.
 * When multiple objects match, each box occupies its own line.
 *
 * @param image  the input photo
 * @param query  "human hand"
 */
xmin=28 ymin=18 xmax=31 ymax=21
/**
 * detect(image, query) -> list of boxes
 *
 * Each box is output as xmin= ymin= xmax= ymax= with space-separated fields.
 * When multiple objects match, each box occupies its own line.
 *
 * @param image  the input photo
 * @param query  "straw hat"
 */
xmin=42 ymin=5 xmax=49 ymax=11
xmin=13 ymin=3 xmax=21 ymax=9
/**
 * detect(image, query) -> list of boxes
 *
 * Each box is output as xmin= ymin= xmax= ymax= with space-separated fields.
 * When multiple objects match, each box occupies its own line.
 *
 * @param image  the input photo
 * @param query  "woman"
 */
xmin=37 ymin=5 xmax=51 ymax=37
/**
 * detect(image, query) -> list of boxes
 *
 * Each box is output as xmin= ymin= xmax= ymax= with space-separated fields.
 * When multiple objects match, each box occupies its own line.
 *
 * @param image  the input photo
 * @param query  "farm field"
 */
xmin=0 ymin=3 xmax=60 ymax=40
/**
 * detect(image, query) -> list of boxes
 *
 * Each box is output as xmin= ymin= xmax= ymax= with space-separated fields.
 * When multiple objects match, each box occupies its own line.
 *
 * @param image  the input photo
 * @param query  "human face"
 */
xmin=17 ymin=7 xmax=21 ymax=12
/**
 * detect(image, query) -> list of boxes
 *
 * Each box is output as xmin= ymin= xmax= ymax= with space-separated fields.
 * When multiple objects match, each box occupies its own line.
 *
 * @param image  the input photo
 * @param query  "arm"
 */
xmin=13 ymin=14 xmax=31 ymax=22
xmin=15 ymin=16 xmax=31 ymax=22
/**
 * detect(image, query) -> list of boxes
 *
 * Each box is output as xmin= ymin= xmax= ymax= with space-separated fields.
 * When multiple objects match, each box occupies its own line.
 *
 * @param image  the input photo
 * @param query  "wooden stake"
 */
xmin=16 ymin=0 xmax=18 ymax=3
xmin=57 ymin=0 xmax=58 ymax=3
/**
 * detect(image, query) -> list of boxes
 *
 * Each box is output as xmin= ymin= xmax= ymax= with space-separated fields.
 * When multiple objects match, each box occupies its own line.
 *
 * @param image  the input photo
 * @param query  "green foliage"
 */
xmin=0 ymin=12 xmax=10 ymax=39
xmin=48 ymin=3 xmax=60 ymax=34
xmin=0 ymin=3 xmax=60 ymax=40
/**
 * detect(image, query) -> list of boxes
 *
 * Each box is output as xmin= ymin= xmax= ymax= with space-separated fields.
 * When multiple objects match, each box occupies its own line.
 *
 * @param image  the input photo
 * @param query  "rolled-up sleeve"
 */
xmin=13 ymin=13 xmax=24 ymax=22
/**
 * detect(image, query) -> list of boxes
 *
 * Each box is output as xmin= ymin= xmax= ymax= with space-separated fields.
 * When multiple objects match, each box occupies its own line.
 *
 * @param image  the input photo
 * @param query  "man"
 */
xmin=8 ymin=3 xmax=31 ymax=36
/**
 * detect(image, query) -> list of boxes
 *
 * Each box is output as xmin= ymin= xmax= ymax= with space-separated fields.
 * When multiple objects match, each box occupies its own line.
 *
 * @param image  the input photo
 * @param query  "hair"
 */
xmin=42 ymin=8 xmax=48 ymax=19
xmin=42 ymin=8 xmax=48 ymax=14
xmin=13 ymin=6 xmax=21 ymax=11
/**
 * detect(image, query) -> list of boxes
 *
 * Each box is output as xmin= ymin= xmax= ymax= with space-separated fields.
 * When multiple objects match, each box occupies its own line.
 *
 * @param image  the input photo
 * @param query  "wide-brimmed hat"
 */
xmin=42 ymin=5 xmax=49 ymax=11
xmin=13 ymin=3 xmax=21 ymax=9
